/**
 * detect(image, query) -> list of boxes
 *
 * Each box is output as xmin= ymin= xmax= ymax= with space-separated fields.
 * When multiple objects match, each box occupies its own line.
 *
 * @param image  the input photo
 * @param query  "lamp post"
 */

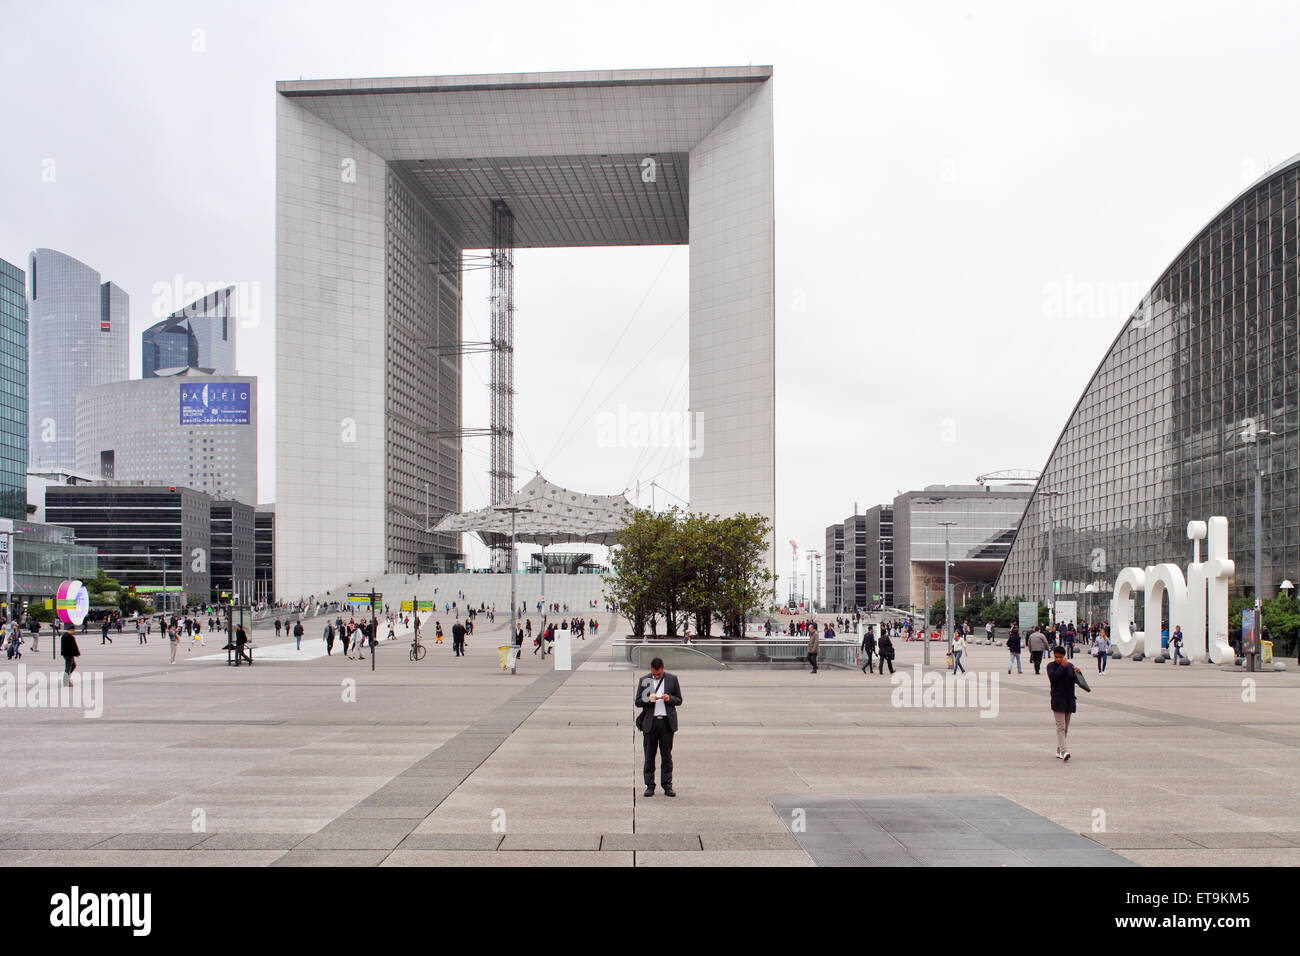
xmin=1038 ymin=489 xmax=1064 ymax=628
xmin=922 ymin=584 xmax=931 ymax=666
xmin=147 ymin=547 xmax=169 ymax=615
xmin=1243 ymin=423 xmax=1276 ymax=673
xmin=494 ymin=505 xmax=532 ymax=674
xmin=938 ymin=521 xmax=956 ymax=651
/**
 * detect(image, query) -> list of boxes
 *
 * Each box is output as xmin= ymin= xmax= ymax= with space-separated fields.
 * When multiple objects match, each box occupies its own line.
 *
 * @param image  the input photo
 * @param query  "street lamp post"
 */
xmin=922 ymin=585 xmax=931 ymax=666
xmin=1244 ymin=424 xmax=1276 ymax=673
xmin=1038 ymin=490 xmax=1064 ymax=628
xmin=494 ymin=505 xmax=533 ymax=674
xmin=938 ymin=521 xmax=956 ymax=651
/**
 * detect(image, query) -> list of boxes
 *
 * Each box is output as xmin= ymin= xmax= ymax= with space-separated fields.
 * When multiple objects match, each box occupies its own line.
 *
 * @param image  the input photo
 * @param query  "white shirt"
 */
xmin=652 ymin=677 xmax=667 ymax=717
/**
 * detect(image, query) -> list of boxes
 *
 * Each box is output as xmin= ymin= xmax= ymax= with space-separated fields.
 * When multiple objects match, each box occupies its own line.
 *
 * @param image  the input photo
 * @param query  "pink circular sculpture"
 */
xmin=56 ymin=580 xmax=90 ymax=626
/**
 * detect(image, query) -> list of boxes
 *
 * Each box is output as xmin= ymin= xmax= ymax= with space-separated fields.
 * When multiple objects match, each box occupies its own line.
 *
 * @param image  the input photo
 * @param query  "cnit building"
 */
xmin=998 ymin=154 xmax=1300 ymax=614
xmin=275 ymin=67 xmax=776 ymax=600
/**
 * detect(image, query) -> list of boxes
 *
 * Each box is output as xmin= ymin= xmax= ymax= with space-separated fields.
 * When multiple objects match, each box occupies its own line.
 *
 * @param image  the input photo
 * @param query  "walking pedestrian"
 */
xmin=324 ymin=621 xmax=335 ymax=655
xmin=168 ymin=622 xmax=180 ymax=664
xmin=860 ymin=626 xmax=876 ymax=673
xmin=951 ymin=631 xmax=967 ymax=674
xmin=1047 ymin=645 xmax=1081 ymax=760
xmin=294 ymin=619 xmax=304 ymax=650
xmin=452 ymin=621 xmax=466 ymax=657
xmin=1170 ymin=625 xmax=1185 ymax=663
xmin=877 ymin=631 xmax=895 ymax=674
xmin=61 ymin=623 xmax=80 ymax=685
xmin=1027 ymin=626 xmax=1050 ymax=674
xmin=635 ymin=657 xmax=682 ymax=797
xmin=807 ymin=625 xmax=820 ymax=673
xmin=1094 ymin=627 xmax=1110 ymax=673
xmin=1007 ymin=623 xmax=1023 ymax=674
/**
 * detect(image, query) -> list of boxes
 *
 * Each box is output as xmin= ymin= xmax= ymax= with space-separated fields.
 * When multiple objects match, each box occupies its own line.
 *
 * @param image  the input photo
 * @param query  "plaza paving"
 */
xmin=0 ymin=613 xmax=1296 ymax=866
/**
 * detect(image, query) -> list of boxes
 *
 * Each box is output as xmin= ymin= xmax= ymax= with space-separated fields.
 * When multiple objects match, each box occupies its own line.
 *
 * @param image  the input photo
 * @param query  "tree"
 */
xmin=606 ymin=508 xmax=686 ymax=638
xmin=607 ymin=508 xmax=774 ymax=638
xmin=712 ymin=513 xmax=775 ymax=637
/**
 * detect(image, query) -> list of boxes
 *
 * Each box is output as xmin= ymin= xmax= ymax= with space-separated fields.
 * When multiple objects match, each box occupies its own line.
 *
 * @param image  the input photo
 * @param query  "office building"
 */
xmin=0 ymin=258 xmax=27 ymax=520
xmin=142 ymin=285 xmax=237 ymax=377
xmin=44 ymin=483 xmax=212 ymax=607
xmin=254 ymin=504 xmax=274 ymax=604
xmin=998 ymin=154 xmax=1300 ymax=611
xmin=27 ymin=249 xmax=128 ymax=472
xmin=894 ymin=485 xmax=1031 ymax=611
xmin=2 ymin=519 xmax=98 ymax=607
xmin=210 ymin=499 xmax=255 ymax=603
xmin=76 ymin=368 xmax=257 ymax=505
xmin=825 ymin=505 xmax=894 ymax=612
xmin=275 ymin=66 xmax=775 ymax=599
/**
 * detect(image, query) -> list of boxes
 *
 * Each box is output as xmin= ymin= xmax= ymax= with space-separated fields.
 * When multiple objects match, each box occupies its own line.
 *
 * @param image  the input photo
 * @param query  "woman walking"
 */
xmin=1094 ymin=628 xmax=1110 ymax=673
xmin=168 ymin=622 xmax=180 ymax=664
xmin=951 ymin=632 xmax=967 ymax=674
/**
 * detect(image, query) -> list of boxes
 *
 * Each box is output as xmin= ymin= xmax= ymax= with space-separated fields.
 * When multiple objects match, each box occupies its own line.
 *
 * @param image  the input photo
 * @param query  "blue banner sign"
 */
xmin=179 ymin=382 xmax=250 ymax=425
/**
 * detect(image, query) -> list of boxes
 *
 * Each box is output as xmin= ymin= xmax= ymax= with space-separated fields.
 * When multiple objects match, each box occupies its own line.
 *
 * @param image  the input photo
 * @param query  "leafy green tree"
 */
xmin=712 ymin=513 xmax=775 ymax=637
xmin=607 ymin=508 xmax=773 ymax=638
xmin=606 ymin=508 xmax=688 ymax=637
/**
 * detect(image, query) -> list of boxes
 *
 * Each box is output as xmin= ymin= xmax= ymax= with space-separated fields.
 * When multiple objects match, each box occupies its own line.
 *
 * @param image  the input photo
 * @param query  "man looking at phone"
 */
xmin=635 ymin=657 xmax=683 ymax=797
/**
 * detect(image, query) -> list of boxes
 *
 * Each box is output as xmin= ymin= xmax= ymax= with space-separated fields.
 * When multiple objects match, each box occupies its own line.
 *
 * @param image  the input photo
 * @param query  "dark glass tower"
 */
xmin=998 ymin=155 xmax=1300 ymax=613
xmin=0 ymin=258 xmax=27 ymax=520
xmin=141 ymin=285 xmax=235 ymax=378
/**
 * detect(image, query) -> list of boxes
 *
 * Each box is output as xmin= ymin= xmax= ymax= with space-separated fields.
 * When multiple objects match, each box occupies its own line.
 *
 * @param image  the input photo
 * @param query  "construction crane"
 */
xmin=788 ymin=539 xmax=799 ymax=606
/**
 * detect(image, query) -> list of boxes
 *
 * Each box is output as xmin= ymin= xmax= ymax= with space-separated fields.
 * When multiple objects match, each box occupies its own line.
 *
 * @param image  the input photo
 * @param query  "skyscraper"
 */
xmin=142 ymin=285 xmax=237 ymax=377
xmin=27 ymin=249 xmax=128 ymax=471
xmin=0 ymin=258 xmax=28 ymax=520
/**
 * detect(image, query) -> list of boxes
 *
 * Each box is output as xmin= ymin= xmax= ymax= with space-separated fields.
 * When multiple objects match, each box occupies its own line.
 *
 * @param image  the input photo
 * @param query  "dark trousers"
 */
xmin=1031 ymin=650 xmax=1043 ymax=673
xmin=63 ymin=656 xmax=76 ymax=678
xmin=453 ymin=638 xmax=464 ymax=656
xmin=643 ymin=718 xmax=674 ymax=788
xmin=861 ymin=650 xmax=874 ymax=671
xmin=878 ymin=656 xmax=894 ymax=674
xmin=807 ymin=652 xmax=818 ymax=671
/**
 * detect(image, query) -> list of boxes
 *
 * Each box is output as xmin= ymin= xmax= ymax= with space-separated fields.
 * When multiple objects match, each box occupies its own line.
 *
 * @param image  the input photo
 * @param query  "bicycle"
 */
xmin=410 ymin=635 xmax=426 ymax=661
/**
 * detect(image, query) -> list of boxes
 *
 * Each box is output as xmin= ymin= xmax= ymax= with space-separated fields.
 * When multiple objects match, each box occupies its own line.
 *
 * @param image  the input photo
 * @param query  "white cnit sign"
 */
xmin=1109 ymin=517 xmax=1235 ymax=663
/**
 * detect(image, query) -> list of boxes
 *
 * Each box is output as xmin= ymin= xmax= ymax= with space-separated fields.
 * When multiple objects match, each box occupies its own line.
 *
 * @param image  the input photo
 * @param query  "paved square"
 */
xmin=1 ymin=616 xmax=1296 ymax=866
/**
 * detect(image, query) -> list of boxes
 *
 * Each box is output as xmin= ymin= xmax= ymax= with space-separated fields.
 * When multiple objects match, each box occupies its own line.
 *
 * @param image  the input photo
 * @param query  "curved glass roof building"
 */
xmin=997 ymin=155 xmax=1300 ymax=615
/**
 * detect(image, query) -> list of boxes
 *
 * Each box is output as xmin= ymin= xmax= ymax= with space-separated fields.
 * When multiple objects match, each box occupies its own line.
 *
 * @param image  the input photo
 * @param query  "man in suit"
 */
xmin=451 ymin=620 xmax=467 ymax=657
xmin=860 ymin=625 xmax=876 ymax=673
xmin=635 ymin=657 xmax=682 ymax=797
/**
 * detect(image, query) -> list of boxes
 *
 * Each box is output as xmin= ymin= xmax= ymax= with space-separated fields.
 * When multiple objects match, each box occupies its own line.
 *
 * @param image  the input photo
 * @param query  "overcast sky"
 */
xmin=3 ymin=0 xmax=1297 ymax=591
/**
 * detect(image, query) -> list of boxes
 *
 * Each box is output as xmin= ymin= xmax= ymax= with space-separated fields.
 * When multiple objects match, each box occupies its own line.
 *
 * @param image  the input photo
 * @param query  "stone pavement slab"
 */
xmin=3 ymin=621 xmax=1297 ymax=866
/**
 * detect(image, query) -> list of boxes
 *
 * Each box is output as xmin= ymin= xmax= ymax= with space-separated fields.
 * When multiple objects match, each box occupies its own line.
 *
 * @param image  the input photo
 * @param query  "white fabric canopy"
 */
xmin=432 ymin=474 xmax=635 ymax=547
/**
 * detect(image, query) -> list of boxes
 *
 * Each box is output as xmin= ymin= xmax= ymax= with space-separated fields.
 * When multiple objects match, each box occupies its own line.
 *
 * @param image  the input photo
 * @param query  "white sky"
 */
xmin=2 ymin=0 xmax=1297 ymax=590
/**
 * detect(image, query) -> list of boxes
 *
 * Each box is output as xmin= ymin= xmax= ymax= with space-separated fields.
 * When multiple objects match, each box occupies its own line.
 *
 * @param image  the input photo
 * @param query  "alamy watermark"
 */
xmin=595 ymin=405 xmax=703 ymax=459
xmin=889 ymin=665 xmax=999 ymax=718
xmin=0 ymin=666 xmax=103 ymax=718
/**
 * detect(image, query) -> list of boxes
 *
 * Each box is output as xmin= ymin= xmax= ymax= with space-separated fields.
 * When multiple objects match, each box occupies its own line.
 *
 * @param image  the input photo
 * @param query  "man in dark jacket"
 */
xmin=61 ymin=625 xmax=81 ymax=685
xmin=1046 ymin=645 xmax=1079 ymax=760
xmin=876 ymin=632 xmax=895 ymax=674
xmin=451 ymin=621 xmax=467 ymax=657
xmin=635 ymin=657 xmax=682 ymax=797
xmin=861 ymin=626 xmax=876 ymax=673
xmin=1007 ymin=624 xmax=1022 ymax=674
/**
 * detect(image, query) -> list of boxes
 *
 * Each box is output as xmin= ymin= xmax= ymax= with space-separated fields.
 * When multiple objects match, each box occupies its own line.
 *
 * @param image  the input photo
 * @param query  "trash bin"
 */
xmin=1261 ymin=640 xmax=1273 ymax=665
xmin=497 ymin=645 xmax=512 ymax=670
